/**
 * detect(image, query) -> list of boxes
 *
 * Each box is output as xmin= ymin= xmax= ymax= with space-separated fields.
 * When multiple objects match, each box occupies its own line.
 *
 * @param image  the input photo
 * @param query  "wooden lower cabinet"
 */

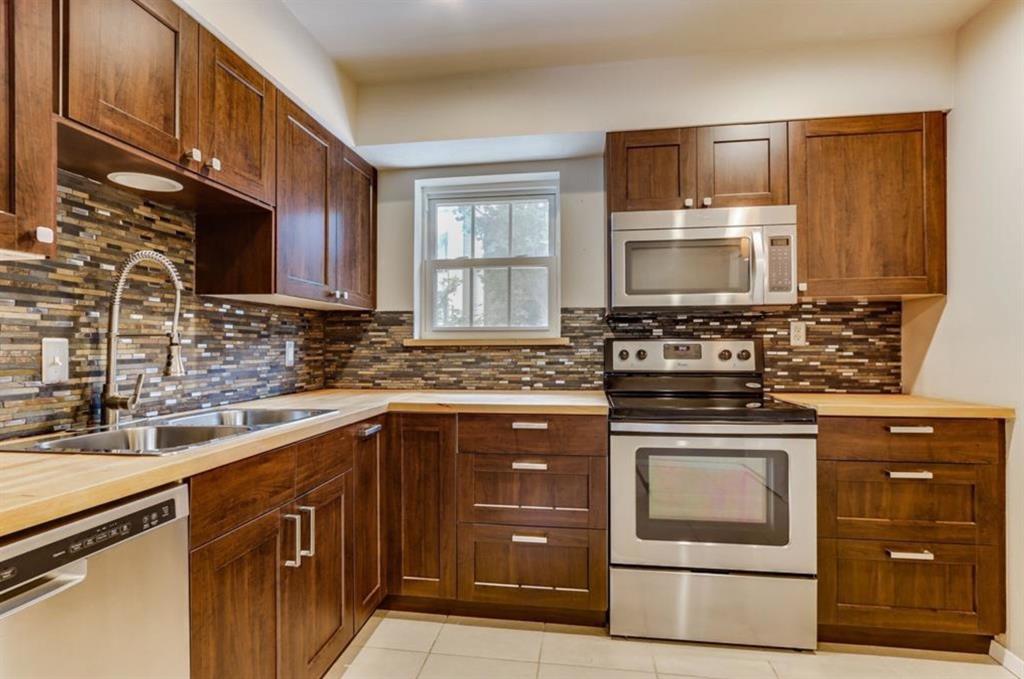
xmin=353 ymin=419 xmax=385 ymax=629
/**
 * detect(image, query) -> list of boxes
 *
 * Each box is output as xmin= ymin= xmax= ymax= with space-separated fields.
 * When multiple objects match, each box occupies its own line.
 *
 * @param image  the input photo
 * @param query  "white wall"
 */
xmin=177 ymin=0 xmax=358 ymax=145
xmin=357 ymin=34 xmax=955 ymax=147
xmin=377 ymin=157 xmax=605 ymax=311
xmin=902 ymin=0 xmax=1024 ymax=657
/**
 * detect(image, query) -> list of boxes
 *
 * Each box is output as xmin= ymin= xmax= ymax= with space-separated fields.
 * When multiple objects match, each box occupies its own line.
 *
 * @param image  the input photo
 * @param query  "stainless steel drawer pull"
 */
xmin=512 ymin=422 xmax=548 ymax=430
xmin=887 ymin=426 xmax=935 ymax=435
xmin=359 ymin=424 xmax=383 ymax=439
xmin=284 ymin=514 xmax=302 ymax=568
xmin=511 ymin=534 xmax=548 ymax=544
xmin=886 ymin=470 xmax=934 ymax=480
xmin=512 ymin=461 xmax=548 ymax=471
xmin=298 ymin=505 xmax=316 ymax=557
xmin=886 ymin=549 xmax=935 ymax=561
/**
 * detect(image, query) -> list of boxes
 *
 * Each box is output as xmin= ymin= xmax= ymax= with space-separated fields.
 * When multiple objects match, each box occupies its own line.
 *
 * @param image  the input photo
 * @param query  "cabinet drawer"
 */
xmin=458 ymin=453 xmax=607 ymax=529
xmin=818 ymin=417 xmax=1002 ymax=463
xmin=295 ymin=429 xmax=354 ymax=496
xmin=819 ymin=538 xmax=1004 ymax=634
xmin=818 ymin=461 xmax=1002 ymax=544
xmin=457 ymin=524 xmax=607 ymax=611
xmin=458 ymin=415 xmax=607 ymax=456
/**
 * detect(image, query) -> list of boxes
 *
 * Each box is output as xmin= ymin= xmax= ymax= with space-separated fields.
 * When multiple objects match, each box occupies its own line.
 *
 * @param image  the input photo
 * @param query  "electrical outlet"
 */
xmin=789 ymin=321 xmax=808 ymax=347
xmin=42 ymin=338 xmax=69 ymax=384
xmin=285 ymin=340 xmax=295 ymax=367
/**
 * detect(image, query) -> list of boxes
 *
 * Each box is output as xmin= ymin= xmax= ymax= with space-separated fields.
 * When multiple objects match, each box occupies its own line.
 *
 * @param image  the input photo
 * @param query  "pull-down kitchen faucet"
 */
xmin=102 ymin=250 xmax=186 ymax=426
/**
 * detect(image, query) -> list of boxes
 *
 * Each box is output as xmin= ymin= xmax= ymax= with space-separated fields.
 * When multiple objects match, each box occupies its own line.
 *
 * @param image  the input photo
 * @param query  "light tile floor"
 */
xmin=326 ymin=610 xmax=1016 ymax=679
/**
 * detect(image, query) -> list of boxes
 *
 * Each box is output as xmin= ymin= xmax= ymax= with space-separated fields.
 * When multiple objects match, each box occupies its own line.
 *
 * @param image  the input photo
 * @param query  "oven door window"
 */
xmin=624 ymin=237 xmax=751 ymax=295
xmin=635 ymin=448 xmax=789 ymax=546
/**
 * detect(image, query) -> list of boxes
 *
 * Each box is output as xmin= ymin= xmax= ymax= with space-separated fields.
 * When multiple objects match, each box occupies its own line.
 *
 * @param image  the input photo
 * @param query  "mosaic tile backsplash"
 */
xmin=0 ymin=171 xmax=324 ymax=441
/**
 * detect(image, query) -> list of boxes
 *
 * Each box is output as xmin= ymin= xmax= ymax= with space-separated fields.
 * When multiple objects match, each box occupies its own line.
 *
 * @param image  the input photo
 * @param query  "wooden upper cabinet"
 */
xmin=339 ymin=146 xmax=377 ymax=309
xmin=198 ymin=29 xmax=276 ymax=204
xmin=606 ymin=128 xmax=695 ymax=212
xmin=0 ymin=0 xmax=56 ymax=260
xmin=789 ymin=112 xmax=947 ymax=297
xmin=64 ymin=0 xmax=199 ymax=167
xmin=276 ymin=96 xmax=339 ymax=303
xmin=696 ymin=122 xmax=788 ymax=207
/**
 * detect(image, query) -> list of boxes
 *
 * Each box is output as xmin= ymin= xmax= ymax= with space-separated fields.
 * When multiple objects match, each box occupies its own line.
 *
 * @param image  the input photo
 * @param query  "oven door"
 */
xmin=610 ymin=226 xmax=765 ymax=308
xmin=610 ymin=429 xmax=816 ymax=575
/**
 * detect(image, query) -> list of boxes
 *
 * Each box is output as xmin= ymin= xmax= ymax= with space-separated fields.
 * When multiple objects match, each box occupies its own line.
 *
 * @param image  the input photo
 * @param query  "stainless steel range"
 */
xmin=606 ymin=338 xmax=818 ymax=650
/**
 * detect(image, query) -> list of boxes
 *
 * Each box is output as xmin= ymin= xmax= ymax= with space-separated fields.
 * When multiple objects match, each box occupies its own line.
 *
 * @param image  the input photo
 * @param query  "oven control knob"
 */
xmin=737 ymin=349 xmax=752 ymax=361
xmin=718 ymin=350 xmax=732 ymax=361
xmin=618 ymin=349 xmax=630 ymax=361
xmin=636 ymin=349 xmax=648 ymax=360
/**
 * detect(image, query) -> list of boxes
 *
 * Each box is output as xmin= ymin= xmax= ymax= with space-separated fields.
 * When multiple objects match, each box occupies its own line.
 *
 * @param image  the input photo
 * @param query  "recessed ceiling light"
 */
xmin=107 ymin=172 xmax=184 ymax=193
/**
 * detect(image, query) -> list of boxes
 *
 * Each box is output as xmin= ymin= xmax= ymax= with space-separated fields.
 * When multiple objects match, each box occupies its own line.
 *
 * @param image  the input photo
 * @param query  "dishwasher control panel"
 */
xmin=0 ymin=495 xmax=179 ymax=594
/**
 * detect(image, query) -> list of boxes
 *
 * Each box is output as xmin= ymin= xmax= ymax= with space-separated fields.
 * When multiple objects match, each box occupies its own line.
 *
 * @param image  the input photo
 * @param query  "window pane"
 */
xmin=511 ymin=200 xmax=550 ymax=256
xmin=433 ymin=268 xmax=469 ymax=328
xmin=471 ymin=267 xmax=509 ymax=327
xmin=510 ymin=266 xmax=548 ymax=328
xmin=473 ymin=204 xmax=510 ymax=258
xmin=435 ymin=205 xmax=471 ymax=259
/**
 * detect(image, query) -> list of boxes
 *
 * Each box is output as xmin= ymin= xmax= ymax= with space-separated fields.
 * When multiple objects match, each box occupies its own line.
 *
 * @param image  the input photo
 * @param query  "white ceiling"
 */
xmin=282 ymin=0 xmax=986 ymax=84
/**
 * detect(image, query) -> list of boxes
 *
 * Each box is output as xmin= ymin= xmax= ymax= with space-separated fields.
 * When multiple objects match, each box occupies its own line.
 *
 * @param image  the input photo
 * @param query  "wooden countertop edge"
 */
xmin=771 ymin=394 xmax=1016 ymax=419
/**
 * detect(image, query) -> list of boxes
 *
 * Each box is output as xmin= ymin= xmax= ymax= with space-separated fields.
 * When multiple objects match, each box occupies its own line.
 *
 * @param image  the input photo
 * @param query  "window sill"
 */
xmin=403 ymin=337 xmax=571 ymax=348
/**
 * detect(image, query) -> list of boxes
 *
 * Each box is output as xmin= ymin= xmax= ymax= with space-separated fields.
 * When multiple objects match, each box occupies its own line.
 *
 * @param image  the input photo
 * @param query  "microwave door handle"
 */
xmin=752 ymin=229 xmax=767 ymax=303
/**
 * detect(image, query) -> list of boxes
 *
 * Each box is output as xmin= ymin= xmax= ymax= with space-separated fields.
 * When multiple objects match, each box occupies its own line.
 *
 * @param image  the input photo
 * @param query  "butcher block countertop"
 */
xmin=0 ymin=390 xmax=608 ymax=539
xmin=772 ymin=393 xmax=1016 ymax=419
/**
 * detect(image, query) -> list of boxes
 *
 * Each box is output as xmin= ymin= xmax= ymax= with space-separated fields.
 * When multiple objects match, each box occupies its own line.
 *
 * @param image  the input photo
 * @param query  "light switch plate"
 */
xmin=789 ymin=321 xmax=808 ymax=347
xmin=285 ymin=340 xmax=295 ymax=367
xmin=42 ymin=338 xmax=69 ymax=384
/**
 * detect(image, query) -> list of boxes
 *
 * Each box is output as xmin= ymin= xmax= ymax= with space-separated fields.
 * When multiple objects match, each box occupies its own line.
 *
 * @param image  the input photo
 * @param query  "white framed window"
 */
xmin=414 ymin=172 xmax=561 ymax=340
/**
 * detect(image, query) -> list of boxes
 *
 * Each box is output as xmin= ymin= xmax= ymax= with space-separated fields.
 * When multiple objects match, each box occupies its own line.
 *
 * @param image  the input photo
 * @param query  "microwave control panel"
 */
xmin=767 ymin=236 xmax=793 ymax=292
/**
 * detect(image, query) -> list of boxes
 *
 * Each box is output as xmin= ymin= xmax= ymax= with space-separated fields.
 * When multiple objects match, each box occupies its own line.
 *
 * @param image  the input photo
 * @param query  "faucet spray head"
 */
xmin=165 ymin=335 xmax=186 ymax=377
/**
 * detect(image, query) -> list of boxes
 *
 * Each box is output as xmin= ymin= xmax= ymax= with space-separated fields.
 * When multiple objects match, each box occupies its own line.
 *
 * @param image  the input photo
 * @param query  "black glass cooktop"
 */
xmin=607 ymin=394 xmax=817 ymax=423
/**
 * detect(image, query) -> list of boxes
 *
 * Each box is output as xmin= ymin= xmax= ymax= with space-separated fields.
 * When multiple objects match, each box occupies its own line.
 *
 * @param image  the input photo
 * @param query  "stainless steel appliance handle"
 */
xmin=511 ymin=534 xmax=548 ymax=544
xmin=511 ymin=462 xmax=548 ymax=471
xmin=886 ymin=470 xmax=934 ymax=480
xmin=298 ymin=506 xmax=316 ymax=558
xmin=886 ymin=426 xmax=935 ymax=435
xmin=886 ymin=549 xmax=934 ymax=561
xmin=284 ymin=514 xmax=302 ymax=568
xmin=0 ymin=561 xmax=87 ymax=622
xmin=512 ymin=422 xmax=548 ymax=430
xmin=359 ymin=424 xmax=383 ymax=439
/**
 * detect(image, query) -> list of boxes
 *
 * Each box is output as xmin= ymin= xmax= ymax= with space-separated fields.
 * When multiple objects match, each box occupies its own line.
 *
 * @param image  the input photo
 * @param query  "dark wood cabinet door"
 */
xmin=353 ymin=419 xmax=385 ymax=628
xmin=789 ymin=112 xmax=946 ymax=296
xmin=64 ymin=0 xmax=199 ymax=166
xmin=457 ymin=414 xmax=608 ymax=456
xmin=276 ymin=96 xmax=339 ymax=302
xmin=282 ymin=473 xmax=356 ymax=679
xmin=606 ymin=128 xmax=696 ymax=212
xmin=0 ymin=0 xmax=55 ymax=259
xmin=190 ymin=511 xmax=282 ymax=679
xmin=386 ymin=414 xmax=457 ymax=599
xmin=338 ymin=146 xmax=377 ymax=309
xmin=696 ymin=122 xmax=787 ymax=207
xmin=198 ymin=29 xmax=276 ymax=204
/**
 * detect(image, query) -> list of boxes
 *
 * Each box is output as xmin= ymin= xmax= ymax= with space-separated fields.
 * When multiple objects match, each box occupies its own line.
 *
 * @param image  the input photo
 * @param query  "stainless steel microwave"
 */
xmin=610 ymin=205 xmax=797 ymax=309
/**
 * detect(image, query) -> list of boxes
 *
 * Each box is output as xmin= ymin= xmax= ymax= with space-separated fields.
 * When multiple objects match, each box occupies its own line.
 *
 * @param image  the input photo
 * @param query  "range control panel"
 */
xmin=607 ymin=339 xmax=760 ymax=373
xmin=0 ymin=498 xmax=177 ymax=594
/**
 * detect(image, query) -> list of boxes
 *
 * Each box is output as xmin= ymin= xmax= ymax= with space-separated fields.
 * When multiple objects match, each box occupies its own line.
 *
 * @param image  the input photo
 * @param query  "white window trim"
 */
xmin=413 ymin=172 xmax=561 ymax=341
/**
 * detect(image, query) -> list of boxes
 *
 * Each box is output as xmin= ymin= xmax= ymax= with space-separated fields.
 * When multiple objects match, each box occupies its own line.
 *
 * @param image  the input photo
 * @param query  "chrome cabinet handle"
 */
xmin=206 ymin=157 xmax=222 ymax=172
xmin=887 ymin=426 xmax=935 ymax=435
xmin=184 ymin=148 xmax=202 ymax=162
xmin=35 ymin=226 xmax=55 ymax=244
xmin=342 ymin=291 xmax=350 ymax=300
xmin=512 ymin=462 xmax=547 ymax=471
xmin=359 ymin=424 xmax=382 ymax=439
xmin=512 ymin=422 xmax=548 ymax=430
xmin=284 ymin=514 xmax=302 ymax=567
xmin=511 ymin=534 xmax=548 ymax=544
xmin=886 ymin=549 xmax=934 ymax=561
xmin=886 ymin=470 xmax=934 ymax=480
xmin=702 ymin=197 xmax=712 ymax=207
xmin=298 ymin=506 xmax=316 ymax=557
xmin=683 ymin=198 xmax=694 ymax=208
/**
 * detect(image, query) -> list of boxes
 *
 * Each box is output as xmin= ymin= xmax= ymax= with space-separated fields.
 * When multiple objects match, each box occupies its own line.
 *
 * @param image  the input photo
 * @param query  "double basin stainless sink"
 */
xmin=0 ymin=408 xmax=334 ymax=457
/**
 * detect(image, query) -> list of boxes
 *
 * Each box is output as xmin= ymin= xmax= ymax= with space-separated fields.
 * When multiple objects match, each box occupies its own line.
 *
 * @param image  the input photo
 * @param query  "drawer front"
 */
xmin=458 ymin=453 xmax=607 ymax=529
xmin=819 ymin=538 xmax=1004 ymax=634
xmin=295 ymin=429 xmax=354 ymax=496
xmin=818 ymin=417 xmax=1002 ymax=463
xmin=457 ymin=523 xmax=608 ymax=611
xmin=818 ymin=461 xmax=1001 ymax=544
xmin=458 ymin=414 xmax=607 ymax=456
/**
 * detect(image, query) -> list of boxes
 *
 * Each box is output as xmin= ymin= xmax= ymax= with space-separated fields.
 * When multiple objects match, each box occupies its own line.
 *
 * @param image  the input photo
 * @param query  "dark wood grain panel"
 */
xmin=817 ymin=417 xmax=1003 ymax=463
xmin=458 ymin=414 xmax=607 ymax=456
xmin=353 ymin=418 xmax=385 ymax=628
xmin=606 ymin=128 xmax=696 ymax=212
xmin=339 ymin=146 xmax=377 ymax=309
xmin=295 ymin=429 xmax=354 ymax=496
xmin=696 ymin=122 xmax=787 ymax=207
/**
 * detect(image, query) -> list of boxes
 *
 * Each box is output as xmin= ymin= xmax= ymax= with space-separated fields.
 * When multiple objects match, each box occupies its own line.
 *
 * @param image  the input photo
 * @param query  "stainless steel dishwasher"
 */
xmin=0 ymin=485 xmax=190 ymax=678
